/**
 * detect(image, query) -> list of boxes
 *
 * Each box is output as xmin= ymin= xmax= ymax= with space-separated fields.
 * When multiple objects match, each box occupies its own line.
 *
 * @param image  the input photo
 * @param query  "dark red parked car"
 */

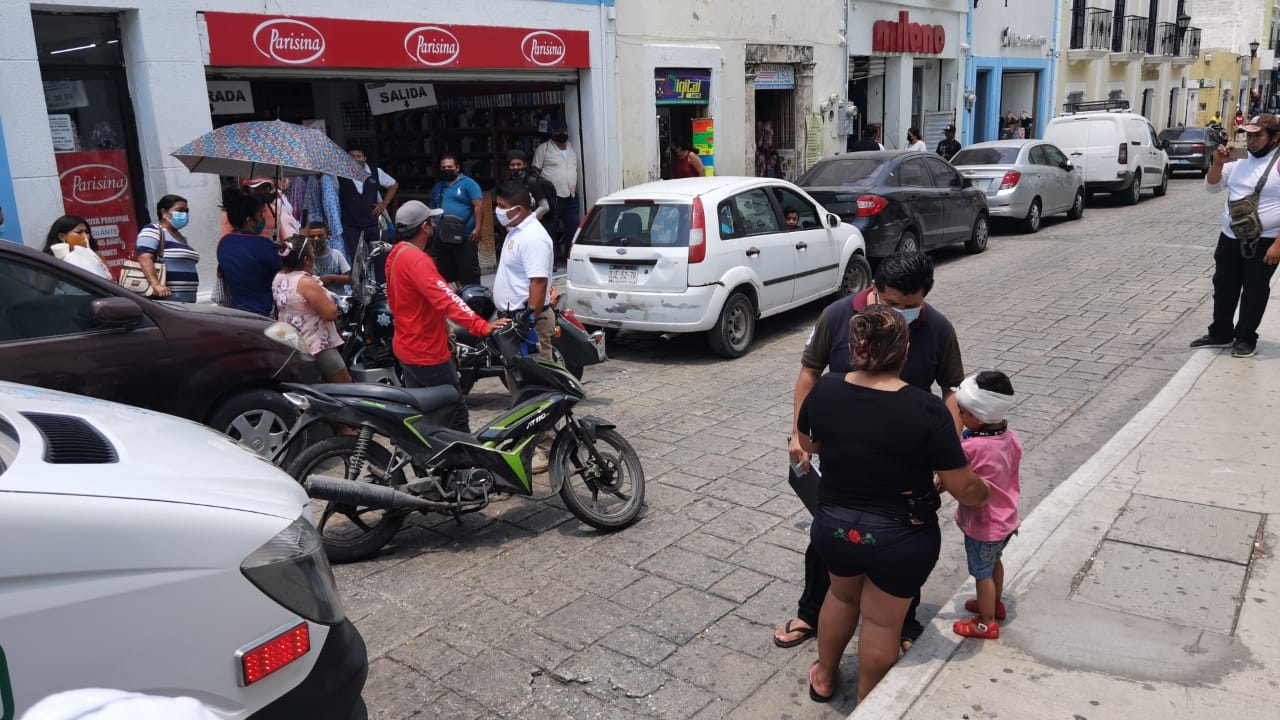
xmin=0 ymin=240 xmax=318 ymax=457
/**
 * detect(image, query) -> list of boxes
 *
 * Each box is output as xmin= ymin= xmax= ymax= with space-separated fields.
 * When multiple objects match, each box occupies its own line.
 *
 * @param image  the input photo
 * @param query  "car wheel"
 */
xmin=897 ymin=229 xmax=920 ymax=253
xmin=1153 ymin=168 xmax=1169 ymax=197
xmin=707 ymin=291 xmax=755 ymax=358
xmin=839 ymin=253 xmax=873 ymax=296
xmin=1022 ymin=198 xmax=1042 ymax=233
xmin=208 ymin=389 xmax=299 ymax=459
xmin=1067 ymin=188 xmax=1086 ymax=220
xmin=1123 ymin=172 xmax=1142 ymax=205
xmin=965 ymin=214 xmax=990 ymax=254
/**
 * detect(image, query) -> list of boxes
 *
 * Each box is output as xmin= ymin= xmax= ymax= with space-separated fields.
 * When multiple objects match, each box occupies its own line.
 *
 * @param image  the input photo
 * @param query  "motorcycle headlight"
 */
xmin=240 ymin=515 xmax=345 ymax=624
xmin=264 ymin=321 xmax=309 ymax=354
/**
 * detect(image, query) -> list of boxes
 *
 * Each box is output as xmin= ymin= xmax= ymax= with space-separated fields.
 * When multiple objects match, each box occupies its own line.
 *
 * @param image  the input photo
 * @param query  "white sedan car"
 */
xmin=0 ymin=381 xmax=367 ymax=719
xmin=565 ymin=177 xmax=870 ymax=357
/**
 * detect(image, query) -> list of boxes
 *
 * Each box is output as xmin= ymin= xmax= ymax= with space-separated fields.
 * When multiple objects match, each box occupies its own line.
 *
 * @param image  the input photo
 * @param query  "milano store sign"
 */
xmin=204 ymin=12 xmax=591 ymax=69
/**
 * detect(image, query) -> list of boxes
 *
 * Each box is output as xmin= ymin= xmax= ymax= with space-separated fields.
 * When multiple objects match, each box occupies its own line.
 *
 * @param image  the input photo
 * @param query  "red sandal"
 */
xmin=963 ymin=598 xmax=1007 ymax=620
xmin=953 ymin=616 xmax=999 ymax=639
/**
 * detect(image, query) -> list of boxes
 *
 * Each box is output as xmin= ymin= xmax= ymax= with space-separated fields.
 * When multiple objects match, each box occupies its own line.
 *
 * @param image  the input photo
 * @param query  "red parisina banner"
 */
xmin=204 ymin=12 xmax=591 ymax=70
xmin=55 ymin=150 xmax=141 ymax=277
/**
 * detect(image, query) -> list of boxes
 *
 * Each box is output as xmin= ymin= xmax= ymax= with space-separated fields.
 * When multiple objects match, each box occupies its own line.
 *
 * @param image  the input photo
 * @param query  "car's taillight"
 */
xmin=1118 ymin=143 xmax=1128 ymax=164
xmin=1000 ymin=171 xmax=1021 ymax=190
xmin=562 ymin=307 xmax=587 ymax=331
xmin=239 ymin=623 xmax=310 ymax=686
xmin=1190 ymin=143 xmax=1206 ymax=152
xmin=855 ymin=195 xmax=889 ymax=217
xmin=689 ymin=199 xmax=706 ymax=263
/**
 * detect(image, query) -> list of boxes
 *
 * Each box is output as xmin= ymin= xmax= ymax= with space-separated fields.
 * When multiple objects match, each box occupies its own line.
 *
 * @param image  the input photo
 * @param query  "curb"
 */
xmin=849 ymin=347 xmax=1219 ymax=719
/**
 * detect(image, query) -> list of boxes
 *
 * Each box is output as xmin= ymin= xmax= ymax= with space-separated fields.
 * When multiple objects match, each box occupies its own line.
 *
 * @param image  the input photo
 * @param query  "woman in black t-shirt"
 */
xmin=797 ymin=306 xmax=990 ymax=703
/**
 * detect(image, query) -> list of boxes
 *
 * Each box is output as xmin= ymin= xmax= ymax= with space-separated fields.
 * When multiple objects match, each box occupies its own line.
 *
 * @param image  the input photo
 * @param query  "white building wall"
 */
xmin=0 ymin=0 xmax=617 ymax=283
xmin=614 ymin=0 xmax=847 ymax=186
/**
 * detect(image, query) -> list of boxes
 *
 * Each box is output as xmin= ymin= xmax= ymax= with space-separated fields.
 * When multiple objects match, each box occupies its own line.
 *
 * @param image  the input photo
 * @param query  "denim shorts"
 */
xmin=811 ymin=505 xmax=941 ymax=599
xmin=964 ymin=533 xmax=1014 ymax=580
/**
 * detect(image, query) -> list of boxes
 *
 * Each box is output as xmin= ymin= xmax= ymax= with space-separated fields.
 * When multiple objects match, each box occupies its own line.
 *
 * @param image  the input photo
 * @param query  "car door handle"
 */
xmin=745 ymin=247 xmax=761 ymax=257
xmin=795 ymin=241 xmax=808 ymax=250
xmin=1070 ymin=151 xmax=1083 ymax=156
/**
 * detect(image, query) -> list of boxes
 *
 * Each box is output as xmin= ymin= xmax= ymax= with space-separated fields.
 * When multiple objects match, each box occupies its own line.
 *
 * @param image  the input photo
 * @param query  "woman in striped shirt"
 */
xmin=137 ymin=194 xmax=201 ymax=302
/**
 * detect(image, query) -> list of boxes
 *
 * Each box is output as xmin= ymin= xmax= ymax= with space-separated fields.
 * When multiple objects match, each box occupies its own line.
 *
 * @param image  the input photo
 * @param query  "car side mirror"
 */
xmin=1061 ymin=160 xmax=1074 ymax=170
xmin=827 ymin=213 xmax=840 ymax=228
xmin=91 ymin=297 xmax=143 ymax=328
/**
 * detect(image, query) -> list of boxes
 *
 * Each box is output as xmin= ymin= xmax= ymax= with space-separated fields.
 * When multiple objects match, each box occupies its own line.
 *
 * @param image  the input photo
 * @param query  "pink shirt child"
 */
xmin=955 ymin=430 xmax=1022 ymax=541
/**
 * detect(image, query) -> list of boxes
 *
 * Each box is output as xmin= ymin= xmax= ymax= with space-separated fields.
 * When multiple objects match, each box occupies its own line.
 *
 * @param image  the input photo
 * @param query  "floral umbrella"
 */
xmin=171 ymin=120 xmax=368 ymax=182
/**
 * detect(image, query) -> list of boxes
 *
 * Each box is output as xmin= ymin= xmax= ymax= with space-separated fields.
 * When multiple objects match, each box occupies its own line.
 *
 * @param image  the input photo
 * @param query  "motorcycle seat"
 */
xmin=313 ymin=383 xmax=461 ymax=414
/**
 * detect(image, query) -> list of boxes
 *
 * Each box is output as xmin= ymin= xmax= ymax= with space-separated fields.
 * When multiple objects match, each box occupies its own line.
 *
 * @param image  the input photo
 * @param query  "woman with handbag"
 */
xmin=42 ymin=215 xmax=110 ymax=280
xmin=135 ymin=194 xmax=200 ymax=302
xmin=272 ymin=235 xmax=351 ymax=383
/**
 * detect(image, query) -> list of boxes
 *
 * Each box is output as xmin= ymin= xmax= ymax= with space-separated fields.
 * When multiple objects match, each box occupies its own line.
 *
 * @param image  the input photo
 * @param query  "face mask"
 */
xmin=494 ymin=206 xmax=517 ymax=227
xmin=510 ymin=169 xmax=527 ymax=179
xmin=440 ymin=169 xmax=458 ymax=182
xmin=251 ymin=218 xmax=266 ymax=234
xmin=891 ymin=305 xmax=922 ymax=324
xmin=65 ymin=231 xmax=89 ymax=248
xmin=170 ymin=211 xmax=189 ymax=229
xmin=1249 ymin=139 xmax=1276 ymax=158
xmin=553 ymin=133 xmax=569 ymax=142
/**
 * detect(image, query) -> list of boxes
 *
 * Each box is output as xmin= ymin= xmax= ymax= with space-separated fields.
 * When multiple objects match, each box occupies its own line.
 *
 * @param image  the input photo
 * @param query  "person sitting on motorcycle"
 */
xmin=387 ymin=200 xmax=509 ymax=432
xmin=493 ymin=179 xmax=556 ymax=357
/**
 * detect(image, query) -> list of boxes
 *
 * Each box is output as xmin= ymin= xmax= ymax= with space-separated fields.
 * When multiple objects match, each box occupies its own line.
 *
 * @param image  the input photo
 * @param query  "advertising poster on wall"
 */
xmin=692 ymin=118 xmax=715 ymax=176
xmin=55 ymin=150 xmax=141 ymax=275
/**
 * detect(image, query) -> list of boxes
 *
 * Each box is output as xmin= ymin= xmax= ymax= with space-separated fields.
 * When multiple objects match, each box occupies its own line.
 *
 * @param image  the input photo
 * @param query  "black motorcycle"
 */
xmin=338 ymin=238 xmax=401 ymax=385
xmin=451 ymin=285 xmax=607 ymax=395
xmin=273 ymin=310 xmax=644 ymax=563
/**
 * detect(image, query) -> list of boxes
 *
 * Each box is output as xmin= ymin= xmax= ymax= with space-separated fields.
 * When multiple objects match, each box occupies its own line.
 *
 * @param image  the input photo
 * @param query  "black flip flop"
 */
xmin=773 ymin=619 xmax=816 ymax=648
xmin=808 ymin=663 xmax=834 ymax=703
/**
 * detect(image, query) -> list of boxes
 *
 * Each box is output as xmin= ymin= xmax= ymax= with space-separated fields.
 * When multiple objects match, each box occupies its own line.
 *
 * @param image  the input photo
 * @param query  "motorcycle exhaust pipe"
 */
xmin=306 ymin=476 xmax=456 ymax=512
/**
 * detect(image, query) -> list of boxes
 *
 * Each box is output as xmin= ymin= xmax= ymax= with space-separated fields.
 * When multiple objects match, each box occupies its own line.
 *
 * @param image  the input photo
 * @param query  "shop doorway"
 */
xmin=975 ymin=69 xmax=993 ymax=142
xmin=656 ymin=105 xmax=708 ymax=179
xmin=754 ymin=88 xmax=795 ymax=179
xmin=847 ymin=56 xmax=885 ymax=150
xmin=1000 ymin=71 xmax=1038 ymax=138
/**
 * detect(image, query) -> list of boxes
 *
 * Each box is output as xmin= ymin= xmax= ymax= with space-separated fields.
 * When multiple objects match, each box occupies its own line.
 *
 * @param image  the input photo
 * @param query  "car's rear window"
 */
xmin=1160 ymin=127 xmax=1207 ymax=141
xmin=951 ymin=147 xmax=1021 ymax=165
xmin=799 ymin=158 xmax=887 ymax=186
xmin=576 ymin=203 xmax=691 ymax=247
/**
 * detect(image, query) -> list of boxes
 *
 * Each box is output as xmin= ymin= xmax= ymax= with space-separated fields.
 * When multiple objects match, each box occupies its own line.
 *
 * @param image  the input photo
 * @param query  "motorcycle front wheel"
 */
xmin=552 ymin=427 xmax=645 ymax=530
xmin=287 ymin=435 xmax=407 ymax=563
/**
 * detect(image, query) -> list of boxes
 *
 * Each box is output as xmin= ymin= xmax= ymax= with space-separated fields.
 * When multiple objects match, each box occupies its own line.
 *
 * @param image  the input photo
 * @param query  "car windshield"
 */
xmin=1159 ymin=127 xmax=1207 ymax=140
xmin=951 ymin=147 xmax=1021 ymax=165
xmin=575 ymin=202 xmax=691 ymax=247
xmin=799 ymin=158 xmax=887 ymax=186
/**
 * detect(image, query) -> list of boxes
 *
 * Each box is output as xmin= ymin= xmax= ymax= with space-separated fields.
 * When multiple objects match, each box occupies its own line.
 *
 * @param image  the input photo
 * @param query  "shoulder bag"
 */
xmin=1227 ymin=148 xmax=1280 ymax=257
xmin=118 ymin=225 xmax=166 ymax=297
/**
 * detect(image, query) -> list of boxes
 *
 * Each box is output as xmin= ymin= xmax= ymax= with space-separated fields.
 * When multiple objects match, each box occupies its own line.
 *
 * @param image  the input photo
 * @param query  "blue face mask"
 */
xmin=170 ymin=211 xmax=189 ymax=230
xmin=892 ymin=305 xmax=922 ymax=324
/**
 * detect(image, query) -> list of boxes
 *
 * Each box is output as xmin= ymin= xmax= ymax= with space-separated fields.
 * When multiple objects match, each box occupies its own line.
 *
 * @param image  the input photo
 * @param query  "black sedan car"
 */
xmin=799 ymin=151 xmax=990 ymax=259
xmin=1158 ymin=126 xmax=1227 ymax=177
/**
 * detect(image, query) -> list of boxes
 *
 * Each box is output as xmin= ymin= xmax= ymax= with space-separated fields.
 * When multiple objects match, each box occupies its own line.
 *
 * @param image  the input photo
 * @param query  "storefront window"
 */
xmin=655 ymin=68 xmax=712 ymax=178
xmin=35 ymin=12 xmax=146 ymax=274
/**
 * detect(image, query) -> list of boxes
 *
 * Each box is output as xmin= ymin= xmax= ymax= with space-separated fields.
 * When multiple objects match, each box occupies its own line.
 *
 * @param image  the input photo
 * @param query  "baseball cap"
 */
xmin=507 ymin=149 xmax=528 ymax=162
xmin=1240 ymin=114 xmax=1280 ymax=132
xmin=944 ymin=124 xmax=956 ymax=133
xmin=240 ymin=177 xmax=274 ymax=188
xmin=394 ymin=200 xmax=443 ymax=237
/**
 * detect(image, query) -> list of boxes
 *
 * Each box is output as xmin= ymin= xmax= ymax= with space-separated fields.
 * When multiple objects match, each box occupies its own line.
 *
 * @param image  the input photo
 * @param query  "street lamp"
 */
xmin=1250 ymin=40 xmax=1260 ymax=58
xmin=1176 ymin=12 xmax=1191 ymax=55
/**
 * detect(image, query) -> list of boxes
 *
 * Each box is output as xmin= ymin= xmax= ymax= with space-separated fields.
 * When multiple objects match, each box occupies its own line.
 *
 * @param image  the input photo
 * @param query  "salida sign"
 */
xmin=872 ymin=11 xmax=947 ymax=55
xmin=205 ymin=12 xmax=589 ymax=69
xmin=55 ymin=150 xmax=140 ymax=276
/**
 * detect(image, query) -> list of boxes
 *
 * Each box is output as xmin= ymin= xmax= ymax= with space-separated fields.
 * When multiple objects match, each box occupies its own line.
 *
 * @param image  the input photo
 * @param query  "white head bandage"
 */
xmin=954 ymin=374 xmax=1014 ymax=424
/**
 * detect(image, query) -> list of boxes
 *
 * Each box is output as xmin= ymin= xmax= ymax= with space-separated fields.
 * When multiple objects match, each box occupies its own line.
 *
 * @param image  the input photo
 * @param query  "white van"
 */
xmin=1044 ymin=109 xmax=1170 ymax=205
xmin=0 ymin=382 xmax=368 ymax=719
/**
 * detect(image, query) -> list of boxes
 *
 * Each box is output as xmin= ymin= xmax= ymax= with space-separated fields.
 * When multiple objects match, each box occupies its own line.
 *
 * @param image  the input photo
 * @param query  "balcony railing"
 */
xmin=1156 ymin=21 xmax=1180 ymax=55
xmin=1070 ymin=6 xmax=1113 ymax=51
xmin=1115 ymin=15 xmax=1149 ymax=54
xmin=1180 ymin=27 xmax=1202 ymax=58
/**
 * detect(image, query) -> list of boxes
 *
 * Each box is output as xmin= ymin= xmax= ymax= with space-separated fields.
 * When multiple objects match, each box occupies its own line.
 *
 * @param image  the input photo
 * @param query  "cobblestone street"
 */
xmin=341 ymin=177 xmax=1224 ymax=719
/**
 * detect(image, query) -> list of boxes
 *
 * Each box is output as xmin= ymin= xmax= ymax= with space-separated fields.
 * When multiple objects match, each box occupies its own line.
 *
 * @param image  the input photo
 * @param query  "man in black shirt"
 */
xmin=849 ymin=126 xmax=882 ymax=152
xmin=936 ymin=124 xmax=962 ymax=161
xmin=773 ymin=251 xmax=965 ymax=652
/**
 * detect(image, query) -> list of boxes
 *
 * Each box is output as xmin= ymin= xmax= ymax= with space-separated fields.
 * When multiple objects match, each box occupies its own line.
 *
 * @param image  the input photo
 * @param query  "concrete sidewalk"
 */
xmin=855 ymin=285 xmax=1280 ymax=719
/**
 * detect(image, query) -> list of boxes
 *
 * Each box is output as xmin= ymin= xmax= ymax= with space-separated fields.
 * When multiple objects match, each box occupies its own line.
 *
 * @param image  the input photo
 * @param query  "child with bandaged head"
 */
xmin=952 ymin=371 xmax=1022 ymax=639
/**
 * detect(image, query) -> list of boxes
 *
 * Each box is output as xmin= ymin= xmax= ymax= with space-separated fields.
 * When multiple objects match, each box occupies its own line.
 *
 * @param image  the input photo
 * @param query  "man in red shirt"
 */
xmin=386 ymin=200 xmax=507 ymax=431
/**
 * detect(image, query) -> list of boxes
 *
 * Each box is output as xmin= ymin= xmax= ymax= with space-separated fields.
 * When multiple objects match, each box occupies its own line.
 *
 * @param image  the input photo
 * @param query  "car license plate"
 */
xmin=608 ymin=265 xmax=639 ymax=284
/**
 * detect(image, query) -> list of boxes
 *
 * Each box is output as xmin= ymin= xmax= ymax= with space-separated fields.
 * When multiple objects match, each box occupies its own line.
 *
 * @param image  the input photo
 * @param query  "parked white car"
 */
xmin=565 ymin=177 xmax=871 ymax=357
xmin=1043 ymin=107 xmax=1170 ymax=205
xmin=0 ymin=382 xmax=367 ymax=719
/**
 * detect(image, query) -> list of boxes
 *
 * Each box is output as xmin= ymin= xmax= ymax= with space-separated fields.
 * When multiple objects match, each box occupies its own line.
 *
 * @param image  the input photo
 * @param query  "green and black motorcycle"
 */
xmin=273 ymin=312 xmax=644 ymax=563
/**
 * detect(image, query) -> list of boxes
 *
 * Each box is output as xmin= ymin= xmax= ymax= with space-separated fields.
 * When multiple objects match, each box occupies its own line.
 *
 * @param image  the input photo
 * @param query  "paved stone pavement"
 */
xmin=338 ymin=177 xmax=1225 ymax=719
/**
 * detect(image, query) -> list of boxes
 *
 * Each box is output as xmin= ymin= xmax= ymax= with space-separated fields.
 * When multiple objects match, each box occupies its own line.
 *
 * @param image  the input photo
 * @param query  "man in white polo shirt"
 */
xmin=492 ymin=178 xmax=555 ymax=357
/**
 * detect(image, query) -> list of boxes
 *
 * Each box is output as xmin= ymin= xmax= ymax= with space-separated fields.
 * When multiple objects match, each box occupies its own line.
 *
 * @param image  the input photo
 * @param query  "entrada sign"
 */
xmin=872 ymin=11 xmax=946 ymax=55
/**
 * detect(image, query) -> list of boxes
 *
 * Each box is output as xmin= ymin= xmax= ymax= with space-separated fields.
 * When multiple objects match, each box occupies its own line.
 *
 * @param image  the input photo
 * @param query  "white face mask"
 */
xmin=494 ymin=206 xmax=517 ymax=227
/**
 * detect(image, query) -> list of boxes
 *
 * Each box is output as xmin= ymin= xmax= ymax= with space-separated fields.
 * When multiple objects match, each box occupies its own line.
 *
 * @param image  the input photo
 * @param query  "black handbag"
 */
xmin=436 ymin=214 xmax=467 ymax=245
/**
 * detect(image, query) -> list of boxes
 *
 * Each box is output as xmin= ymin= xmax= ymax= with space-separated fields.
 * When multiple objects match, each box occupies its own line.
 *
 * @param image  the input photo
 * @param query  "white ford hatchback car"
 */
xmin=565 ymin=177 xmax=871 ymax=357
xmin=0 ymin=382 xmax=367 ymax=719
